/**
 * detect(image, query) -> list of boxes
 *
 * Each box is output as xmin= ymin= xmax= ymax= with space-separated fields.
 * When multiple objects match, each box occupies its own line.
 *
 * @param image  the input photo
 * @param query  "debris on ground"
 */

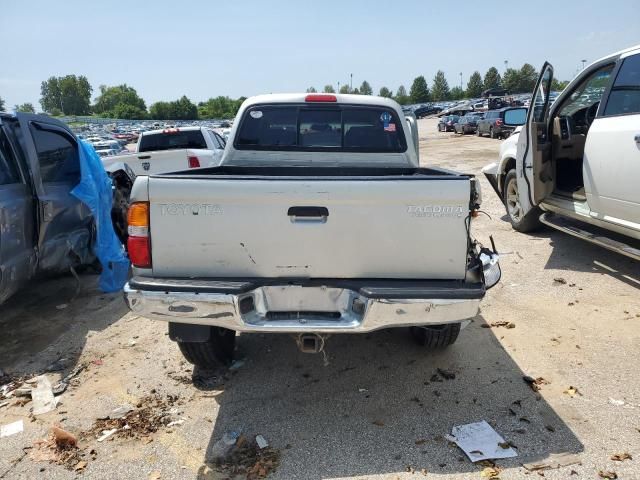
xmin=108 ymin=404 xmax=135 ymax=419
xmin=445 ymin=420 xmax=517 ymax=462
xmin=30 ymin=425 xmax=87 ymax=471
xmin=611 ymin=452 xmax=632 ymax=461
xmin=372 ymin=420 xmax=385 ymax=427
xmin=608 ymin=398 xmax=626 ymax=407
xmin=563 ymin=386 xmax=582 ymax=398
xmin=598 ymin=470 xmax=618 ymax=479
xmin=0 ymin=419 xmax=24 ymax=438
xmin=213 ymin=435 xmax=281 ymax=479
xmin=437 ymin=368 xmax=456 ymax=380
xmin=489 ymin=321 xmax=516 ymax=329
xmin=209 ymin=430 xmax=242 ymax=462
xmin=89 ymin=394 xmax=180 ymax=440
xmin=148 ymin=471 xmax=161 ymax=480
xmin=229 ymin=359 xmax=246 ymax=371
xmin=480 ymin=466 xmax=502 ymax=478
xmin=522 ymin=451 xmax=582 ymax=471
xmin=32 ymin=375 xmax=57 ymax=415
xmin=553 ymin=277 xmax=567 ymax=285
xmin=255 ymin=435 xmax=269 ymax=449
xmin=523 ymin=375 xmax=549 ymax=392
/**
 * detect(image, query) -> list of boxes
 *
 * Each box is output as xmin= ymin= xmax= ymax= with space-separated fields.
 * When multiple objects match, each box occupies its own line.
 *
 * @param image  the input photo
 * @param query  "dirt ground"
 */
xmin=1 ymin=118 xmax=639 ymax=480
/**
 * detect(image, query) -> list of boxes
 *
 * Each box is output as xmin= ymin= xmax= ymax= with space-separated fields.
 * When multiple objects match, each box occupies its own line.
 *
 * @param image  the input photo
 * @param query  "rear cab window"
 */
xmin=139 ymin=129 xmax=207 ymax=152
xmin=235 ymin=104 xmax=407 ymax=152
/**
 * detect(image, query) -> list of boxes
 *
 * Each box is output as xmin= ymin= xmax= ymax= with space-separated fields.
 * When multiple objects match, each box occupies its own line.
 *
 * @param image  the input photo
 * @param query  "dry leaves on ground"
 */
xmin=598 ymin=470 xmax=618 ymax=479
xmin=523 ymin=376 xmax=550 ymax=392
xmin=215 ymin=437 xmax=281 ymax=480
xmin=563 ymin=386 xmax=582 ymax=398
xmin=611 ymin=452 xmax=632 ymax=461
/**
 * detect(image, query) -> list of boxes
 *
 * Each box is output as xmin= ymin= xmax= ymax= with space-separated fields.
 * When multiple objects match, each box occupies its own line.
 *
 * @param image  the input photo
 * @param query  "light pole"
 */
xmin=459 ymin=72 xmax=463 ymax=91
xmin=337 ymin=81 xmax=340 ymax=93
xmin=350 ymin=73 xmax=353 ymax=93
xmin=504 ymin=60 xmax=508 ymax=72
xmin=581 ymin=59 xmax=587 ymax=70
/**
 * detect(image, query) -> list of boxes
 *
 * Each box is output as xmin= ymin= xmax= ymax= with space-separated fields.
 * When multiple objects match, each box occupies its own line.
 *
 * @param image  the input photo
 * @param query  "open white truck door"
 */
xmin=515 ymin=63 xmax=555 ymax=215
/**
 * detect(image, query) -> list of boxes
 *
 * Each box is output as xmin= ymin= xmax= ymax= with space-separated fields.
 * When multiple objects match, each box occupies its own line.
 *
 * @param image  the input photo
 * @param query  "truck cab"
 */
xmin=483 ymin=44 xmax=640 ymax=260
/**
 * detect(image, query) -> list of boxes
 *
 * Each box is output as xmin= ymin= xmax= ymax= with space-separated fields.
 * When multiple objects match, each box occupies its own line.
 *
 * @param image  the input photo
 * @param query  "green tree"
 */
xmin=379 ymin=87 xmax=393 ymax=98
xmin=93 ymin=84 xmax=146 ymax=118
xmin=483 ymin=67 xmax=502 ymax=91
xmin=449 ymin=87 xmax=465 ymax=100
xmin=518 ymin=63 xmax=538 ymax=92
xmin=170 ymin=95 xmax=198 ymax=120
xmin=197 ymin=96 xmax=244 ymax=119
xmin=359 ymin=80 xmax=373 ymax=95
xmin=0 ymin=96 xmax=5 ymax=111
xmin=339 ymin=84 xmax=350 ymax=94
xmin=149 ymin=101 xmax=172 ymax=120
xmin=431 ymin=70 xmax=450 ymax=101
xmin=466 ymin=71 xmax=484 ymax=98
xmin=352 ymin=87 xmax=360 ymax=95
xmin=409 ymin=76 xmax=430 ymax=103
xmin=306 ymin=87 xmax=317 ymax=93
xmin=14 ymin=103 xmax=35 ymax=113
xmin=502 ymin=68 xmax=521 ymax=93
xmin=551 ymin=78 xmax=570 ymax=91
xmin=394 ymin=85 xmax=409 ymax=105
xmin=323 ymin=85 xmax=335 ymax=93
xmin=40 ymin=75 xmax=92 ymax=115
xmin=111 ymin=103 xmax=147 ymax=120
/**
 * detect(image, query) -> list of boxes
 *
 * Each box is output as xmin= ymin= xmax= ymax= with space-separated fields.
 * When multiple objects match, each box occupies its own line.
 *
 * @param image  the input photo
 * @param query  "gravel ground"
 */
xmin=1 ymin=117 xmax=639 ymax=480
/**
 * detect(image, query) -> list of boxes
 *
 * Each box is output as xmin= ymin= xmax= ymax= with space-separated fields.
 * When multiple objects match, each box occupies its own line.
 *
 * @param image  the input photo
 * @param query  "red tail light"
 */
xmin=127 ymin=202 xmax=151 ymax=268
xmin=127 ymin=236 xmax=151 ymax=268
xmin=496 ymin=119 xmax=503 ymax=126
xmin=305 ymin=94 xmax=337 ymax=102
xmin=188 ymin=155 xmax=200 ymax=168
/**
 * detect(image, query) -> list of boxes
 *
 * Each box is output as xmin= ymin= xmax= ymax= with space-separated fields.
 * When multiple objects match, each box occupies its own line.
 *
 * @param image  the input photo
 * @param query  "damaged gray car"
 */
xmin=0 ymin=113 xmax=133 ymax=304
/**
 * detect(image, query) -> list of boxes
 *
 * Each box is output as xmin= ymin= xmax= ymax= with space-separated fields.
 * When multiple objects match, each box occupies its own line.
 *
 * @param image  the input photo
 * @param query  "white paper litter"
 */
xmin=97 ymin=428 xmax=118 ymax=442
xmin=31 ymin=375 xmax=57 ymax=415
xmin=446 ymin=420 xmax=518 ymax=462
xmin=0 ymin=420 xmax=24 ymax=438
xmin=167 ymin=419 xmax=185 ymax=427
xmin=255 ymin=434 xmax=269 ymax=449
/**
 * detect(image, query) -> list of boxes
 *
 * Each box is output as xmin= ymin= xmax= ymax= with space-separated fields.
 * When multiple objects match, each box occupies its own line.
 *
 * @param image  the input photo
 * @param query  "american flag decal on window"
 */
xmin=384 ymin=123 xmax=396 ymax=132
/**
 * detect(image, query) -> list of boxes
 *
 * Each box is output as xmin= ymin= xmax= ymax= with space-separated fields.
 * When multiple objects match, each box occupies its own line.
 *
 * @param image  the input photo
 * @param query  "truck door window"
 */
xmin=0 ymin=129 xmax=20 ymax=185
xmin=604 ymin=54 xmax=640 ymax=116
xmin=139 ymin=130 xmax=208 ymax=151
xmin=29 ymin=124 xmax=80 ymax=184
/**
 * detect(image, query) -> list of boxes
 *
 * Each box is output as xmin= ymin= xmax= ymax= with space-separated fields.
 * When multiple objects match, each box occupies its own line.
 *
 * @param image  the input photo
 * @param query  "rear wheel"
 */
xmin=410 ymin=323 xmax=461 ymax=349
xmin=503 ymin=169 xmax=541 ymax=232
xmin=177 ymin=327 xmax=236 ymax=369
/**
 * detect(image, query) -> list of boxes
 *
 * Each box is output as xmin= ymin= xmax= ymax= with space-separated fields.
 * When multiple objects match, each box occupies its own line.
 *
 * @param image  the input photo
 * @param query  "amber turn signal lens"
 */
xmin=127 ymin=202 xmax=149 ymax=227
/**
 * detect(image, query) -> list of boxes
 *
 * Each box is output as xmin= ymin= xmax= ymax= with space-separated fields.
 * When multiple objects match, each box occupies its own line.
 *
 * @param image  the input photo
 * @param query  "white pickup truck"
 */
xmin=102 ymin=126 xmax=227 ymax=176
xmin=123 ymin=93 xmax=500 ymax=368
xmin=483 ymin=44 xmax=640 ymax=260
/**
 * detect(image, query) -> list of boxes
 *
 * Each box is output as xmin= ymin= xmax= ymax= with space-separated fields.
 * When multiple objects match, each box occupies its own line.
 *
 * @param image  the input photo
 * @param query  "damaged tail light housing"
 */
xmin=127 ymin=202 xmax=151 ymax=268
xmin=188 ymin=155 xmax=200 ymax=168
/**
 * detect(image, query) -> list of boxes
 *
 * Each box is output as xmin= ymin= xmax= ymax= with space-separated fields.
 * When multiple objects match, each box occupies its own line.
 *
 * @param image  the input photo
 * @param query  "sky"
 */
xmin=1 ymin=0 xmax=638 ymax=111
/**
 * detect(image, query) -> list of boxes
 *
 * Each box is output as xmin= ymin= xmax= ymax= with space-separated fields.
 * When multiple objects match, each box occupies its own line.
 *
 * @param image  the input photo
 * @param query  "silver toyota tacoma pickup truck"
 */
xmin=123 ymin=93 xmax=500 ymax=368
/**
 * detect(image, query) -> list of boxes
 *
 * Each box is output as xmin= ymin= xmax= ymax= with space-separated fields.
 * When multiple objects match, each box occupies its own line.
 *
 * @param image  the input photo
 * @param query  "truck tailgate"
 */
xmin=147 ymin=170 xmax=472 ymax=280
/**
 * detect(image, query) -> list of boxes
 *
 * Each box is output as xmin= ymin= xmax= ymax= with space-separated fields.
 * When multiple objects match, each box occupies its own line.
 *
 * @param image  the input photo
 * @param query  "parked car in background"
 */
xmin=476 ymin=108 xmax=517 ymax=139
xmin=437 ymin=115 xmax=459 ymax=132
xmin=124 ymin=93 xmax=500 ymax=368
xmin=482 ymin=44 xmax=640 ymax=260
xmin=454 ymin=116 xmax=479 ymax=135
xmin=0 ymin=112 xmax=133 ymax=304
xmin=102 ymin=126 xmax=226 ymax=176
xmin=414 ymin=105 xmax=442 ymax=118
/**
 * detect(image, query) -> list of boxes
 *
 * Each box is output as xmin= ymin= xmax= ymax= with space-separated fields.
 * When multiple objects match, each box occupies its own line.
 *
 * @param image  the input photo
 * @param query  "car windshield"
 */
xmin=235 ymin=104 xmax=407 ymax=152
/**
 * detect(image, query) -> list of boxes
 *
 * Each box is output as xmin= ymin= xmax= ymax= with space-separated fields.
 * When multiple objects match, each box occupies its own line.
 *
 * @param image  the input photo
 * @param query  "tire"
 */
xmin=410 ymin=323 xmax=461 ymax=349
xmin=177 ymin=327 xmax=236 ymax=369
xmin=502 ymin=169 xmax=542 ymax=233
xmin=490 ymin=127 xmax=496 ymax=139
xmin=476 ymin=128 xmax=482 ymax=137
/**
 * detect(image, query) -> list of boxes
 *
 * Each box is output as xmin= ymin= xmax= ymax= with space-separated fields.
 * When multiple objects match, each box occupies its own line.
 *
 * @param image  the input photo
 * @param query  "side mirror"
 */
xmin=503 ymin=107 xmax=528 ymax=126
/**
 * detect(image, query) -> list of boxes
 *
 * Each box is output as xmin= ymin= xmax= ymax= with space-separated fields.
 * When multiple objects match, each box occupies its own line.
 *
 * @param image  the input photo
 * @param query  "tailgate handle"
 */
xmin=288 ymin=206 xmax=329 ymax=223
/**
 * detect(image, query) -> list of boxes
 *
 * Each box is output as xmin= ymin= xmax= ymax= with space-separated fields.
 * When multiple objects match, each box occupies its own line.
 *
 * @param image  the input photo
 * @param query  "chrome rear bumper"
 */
xmin=124 ymin=279 xmax=483 ymax=333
